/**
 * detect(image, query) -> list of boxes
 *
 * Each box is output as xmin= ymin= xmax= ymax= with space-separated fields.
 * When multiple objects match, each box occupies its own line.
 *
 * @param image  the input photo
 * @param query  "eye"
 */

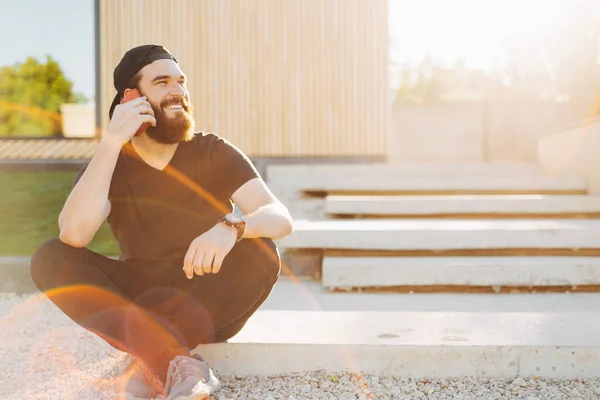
xmin=156 ymin=81 xmax=167 ymax=85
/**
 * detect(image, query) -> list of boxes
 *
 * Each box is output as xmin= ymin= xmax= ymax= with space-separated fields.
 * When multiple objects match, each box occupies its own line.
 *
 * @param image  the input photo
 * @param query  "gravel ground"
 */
xmin=2 ymin=292 xmax=600 ymax=400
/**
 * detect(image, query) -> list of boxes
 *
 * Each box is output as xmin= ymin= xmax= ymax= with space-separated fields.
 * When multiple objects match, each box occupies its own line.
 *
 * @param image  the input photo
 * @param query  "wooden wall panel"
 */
xmin=99 ymin=0 xmax=389 ymax=157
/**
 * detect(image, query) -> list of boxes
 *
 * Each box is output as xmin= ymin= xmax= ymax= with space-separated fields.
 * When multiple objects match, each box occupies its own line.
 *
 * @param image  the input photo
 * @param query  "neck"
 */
xmin=129 ymin=134 xmax=180 ymax=171
xmin=131 ymin=134 xmax=179 ymax=157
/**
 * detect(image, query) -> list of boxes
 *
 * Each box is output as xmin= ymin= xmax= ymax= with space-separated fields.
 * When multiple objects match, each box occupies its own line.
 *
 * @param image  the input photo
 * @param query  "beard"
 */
xmin=144 ymin=96 xmax=196 ymax=144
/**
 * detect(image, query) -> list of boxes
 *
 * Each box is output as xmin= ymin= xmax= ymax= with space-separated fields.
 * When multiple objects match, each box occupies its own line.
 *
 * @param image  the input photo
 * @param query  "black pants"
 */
xmin=30 ymin=237 xmax=280 ymax=380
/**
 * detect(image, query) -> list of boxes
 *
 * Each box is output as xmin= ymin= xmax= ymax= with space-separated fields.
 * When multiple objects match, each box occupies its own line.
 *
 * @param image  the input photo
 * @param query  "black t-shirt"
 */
xmin=74 ymin=132 xmax=260 ymax=262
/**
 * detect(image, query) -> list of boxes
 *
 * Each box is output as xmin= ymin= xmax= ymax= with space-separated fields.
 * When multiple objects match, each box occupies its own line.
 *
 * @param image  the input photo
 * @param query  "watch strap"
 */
xmin=220 ymin=214 xmax=245 ymax=242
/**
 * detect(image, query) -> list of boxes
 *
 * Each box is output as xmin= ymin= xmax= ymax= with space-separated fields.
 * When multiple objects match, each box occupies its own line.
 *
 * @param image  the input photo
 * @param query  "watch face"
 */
xmin=226 ymin=213 xmax=243 ymax=224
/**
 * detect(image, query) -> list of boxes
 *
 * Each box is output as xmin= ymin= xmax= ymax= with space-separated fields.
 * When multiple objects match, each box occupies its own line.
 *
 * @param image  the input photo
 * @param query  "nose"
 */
xmin=170 ymin=82 xmax=186 ymax=97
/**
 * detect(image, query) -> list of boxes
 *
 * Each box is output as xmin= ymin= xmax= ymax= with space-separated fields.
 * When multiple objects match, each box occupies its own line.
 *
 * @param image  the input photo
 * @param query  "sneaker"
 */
xmin=163 ymin=354 xmax=220 ymax=400
xmin=113 ymin=355 xmax=166 ymax=400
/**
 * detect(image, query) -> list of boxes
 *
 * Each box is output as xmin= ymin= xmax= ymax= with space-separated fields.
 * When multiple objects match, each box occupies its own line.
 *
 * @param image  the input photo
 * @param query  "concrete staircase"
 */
xmin=191 ymin=161 xmax=599 ymax=380
xmin=268 ymin=162 xmax=600 ymax=292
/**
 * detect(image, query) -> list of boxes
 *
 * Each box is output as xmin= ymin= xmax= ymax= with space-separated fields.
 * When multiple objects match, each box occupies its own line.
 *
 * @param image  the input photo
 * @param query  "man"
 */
xmin=30 ymin=44 xmax=293 ymax=400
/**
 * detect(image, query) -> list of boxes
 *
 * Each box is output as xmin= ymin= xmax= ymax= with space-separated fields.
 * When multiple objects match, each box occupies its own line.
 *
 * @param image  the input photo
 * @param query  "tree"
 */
xmin=0 ymin=55 xmax=84 ymax=137
xmin=393 ymin=57 xmax=445 ymax=104
xmin=393 ymin=58 xmax=487 ymax=104
xmin=391 ymin=0 xmax=600 ymax=112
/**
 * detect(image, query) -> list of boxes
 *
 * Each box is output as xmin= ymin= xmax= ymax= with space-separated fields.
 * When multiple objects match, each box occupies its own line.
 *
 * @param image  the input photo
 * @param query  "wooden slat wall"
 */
xmin=99 ymin=0 xmax=389 ymax=157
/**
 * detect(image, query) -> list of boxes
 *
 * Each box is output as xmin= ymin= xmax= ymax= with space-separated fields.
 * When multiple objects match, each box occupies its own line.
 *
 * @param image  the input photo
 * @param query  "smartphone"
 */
xmin=120 ymin=88 xmax=151 ymax=136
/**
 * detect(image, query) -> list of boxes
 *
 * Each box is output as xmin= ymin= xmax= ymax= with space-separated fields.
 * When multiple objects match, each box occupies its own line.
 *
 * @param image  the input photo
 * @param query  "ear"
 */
xmin=121 ymin=88 xmax=143 ymax=104
xmin=123 ymin=87 xmax=140 ymax=98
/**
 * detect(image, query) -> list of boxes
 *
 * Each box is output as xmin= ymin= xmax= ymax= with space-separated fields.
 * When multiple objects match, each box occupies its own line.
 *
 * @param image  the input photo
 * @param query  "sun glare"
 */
xmin=389 ymin=0 xmax=569 ymax=70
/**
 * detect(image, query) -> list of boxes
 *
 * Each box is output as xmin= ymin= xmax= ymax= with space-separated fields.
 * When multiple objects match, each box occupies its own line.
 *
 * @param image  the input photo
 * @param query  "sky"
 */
xmin=388 ymin=0 xmax=568 ymax=71
xmin=1 ymin=0 xmax=95 ymax=102
xmin=0 ymin=0 xmax=571 ymax=104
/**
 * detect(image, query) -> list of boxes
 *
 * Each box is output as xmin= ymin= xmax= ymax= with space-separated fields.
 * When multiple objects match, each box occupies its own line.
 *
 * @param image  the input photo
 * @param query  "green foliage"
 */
xmin=0 ymin=56 xmax=82 ymax=137
xmin=0 ymin=171 xmax=119 ymax=256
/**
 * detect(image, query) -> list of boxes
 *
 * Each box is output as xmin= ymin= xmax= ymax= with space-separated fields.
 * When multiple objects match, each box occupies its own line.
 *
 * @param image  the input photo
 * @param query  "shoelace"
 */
xmin=163 ymin=356 xmax=210 ymax=394
xmin=113 ymin=357 xmax=165 ymax=399
xmin=163 ymin=359 xmax=182 ymax=394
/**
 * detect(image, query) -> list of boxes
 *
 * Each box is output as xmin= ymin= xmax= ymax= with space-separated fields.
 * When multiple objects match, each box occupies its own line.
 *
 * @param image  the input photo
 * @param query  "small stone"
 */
xmin=299 ymin=384 xmax=312 ymax=393
xmin=319 ymin=381 xmax=331 ymax=390
xmin=511 ymin=377 xmax=528 ymax=387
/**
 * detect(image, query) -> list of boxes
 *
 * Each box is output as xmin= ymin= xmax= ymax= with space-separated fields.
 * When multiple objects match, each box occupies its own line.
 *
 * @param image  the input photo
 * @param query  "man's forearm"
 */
xmin=59 ymin=140 xmax=121 ymax=246
xmin=241 ymin=202 xmax=294 ymax=240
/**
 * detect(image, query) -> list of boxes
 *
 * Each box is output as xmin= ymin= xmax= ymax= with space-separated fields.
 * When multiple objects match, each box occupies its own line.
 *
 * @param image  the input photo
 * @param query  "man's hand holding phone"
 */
xmin=104 ymin=89 xmax=157 ymax=147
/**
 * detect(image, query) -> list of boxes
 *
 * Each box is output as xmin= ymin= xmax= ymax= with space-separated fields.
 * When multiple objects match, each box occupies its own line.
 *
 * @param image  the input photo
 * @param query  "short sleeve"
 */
xmin=208 ymin=136 xmax=261 ymax=199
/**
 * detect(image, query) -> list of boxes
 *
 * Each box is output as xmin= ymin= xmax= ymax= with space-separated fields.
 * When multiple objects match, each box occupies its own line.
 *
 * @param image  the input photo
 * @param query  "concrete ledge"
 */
xmin=325 ymin=195 xmax=600 ymax=216
xmin=0 ymin=159 xmax=88 ymax=171
xmin=198 ymin=310 xmax=600 ymax=379
xmin=538 ymin=119 xmax=600 ymax=194
xmin=279 ymin=219 xmax=600 ymax=251
xmin=269 ymin=162 xmax=546 ymax=180
xmin=267 ymin=163 xmax=587 ymax=193
xmin=0 ymin=256 xmax=119 ymax=293
xmin=322 ymin=256 xmax=600 ymax=289
xmin=0 ymin=257 xmax=36 ymax=293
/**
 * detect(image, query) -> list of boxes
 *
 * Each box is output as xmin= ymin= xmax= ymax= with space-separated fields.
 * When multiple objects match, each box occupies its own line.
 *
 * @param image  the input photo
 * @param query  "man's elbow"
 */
xmin=274 ymin=215 xmax=294 ymax=240
xmin=284 ymin=216 xmax=294 ymax=236
xmin=58 ymin=226 xmax=92 ymax=248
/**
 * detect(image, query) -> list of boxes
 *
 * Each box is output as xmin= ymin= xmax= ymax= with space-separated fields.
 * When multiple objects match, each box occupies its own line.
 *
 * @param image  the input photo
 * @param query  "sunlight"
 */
xmin=389 ymin=0 xmax=569 ymax=70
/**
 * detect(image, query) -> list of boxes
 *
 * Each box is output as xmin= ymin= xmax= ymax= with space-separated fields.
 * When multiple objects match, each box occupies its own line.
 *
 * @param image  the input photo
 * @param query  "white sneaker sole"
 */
xmin=167 ymin=393 xmax=209 ymax=400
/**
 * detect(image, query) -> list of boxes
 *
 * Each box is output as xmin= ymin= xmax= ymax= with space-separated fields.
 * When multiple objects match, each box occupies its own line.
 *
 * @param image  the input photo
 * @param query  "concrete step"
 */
xmin=24 ymin=273 xmax=600 ymax=308
xmin=325 ymin=195 xmax=600 ymax=217
xmin=268 ymin=162 xmax=545 ymax=181
xmin=322 ymin=256 xmax=600 ymax=290
xmin=267 ymin=163 xmax=587 ymax=194
xmin=264 ymin=279 xmax=600 ymax=312
xmin=279 ymin=219 xmax=600 ymax=251
xmin=198 ymin=310 xmax=600 ymax=379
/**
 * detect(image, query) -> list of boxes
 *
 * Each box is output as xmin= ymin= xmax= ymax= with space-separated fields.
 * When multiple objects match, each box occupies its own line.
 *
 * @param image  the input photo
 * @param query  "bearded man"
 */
xmin=30 ymin=45 xmax=293 ymax=400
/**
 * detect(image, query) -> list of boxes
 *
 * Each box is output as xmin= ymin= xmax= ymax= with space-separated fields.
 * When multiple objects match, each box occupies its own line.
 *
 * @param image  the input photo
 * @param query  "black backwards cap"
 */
xmin=108 ymin=44 xmax=178 ymax=119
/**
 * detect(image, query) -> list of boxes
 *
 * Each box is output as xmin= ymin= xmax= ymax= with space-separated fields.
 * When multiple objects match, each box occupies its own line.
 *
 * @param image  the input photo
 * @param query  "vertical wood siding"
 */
xmin=99 ymin=0 xmax=389 ymax=157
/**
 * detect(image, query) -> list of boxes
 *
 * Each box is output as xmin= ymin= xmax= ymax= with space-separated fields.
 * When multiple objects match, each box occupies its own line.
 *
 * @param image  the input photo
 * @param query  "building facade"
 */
xmin=96 ymin=0 xmax=389 ymax=159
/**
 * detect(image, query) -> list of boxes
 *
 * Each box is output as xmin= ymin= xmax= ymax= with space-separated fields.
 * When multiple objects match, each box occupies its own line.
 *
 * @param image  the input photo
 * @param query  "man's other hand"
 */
xmin=182 ymin=223 xmax=237 ymax=278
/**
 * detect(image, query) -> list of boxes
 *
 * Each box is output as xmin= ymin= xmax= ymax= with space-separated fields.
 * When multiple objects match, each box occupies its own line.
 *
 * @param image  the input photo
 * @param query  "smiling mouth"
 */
xmin=164 ymin=105 xmax=185 ymax=111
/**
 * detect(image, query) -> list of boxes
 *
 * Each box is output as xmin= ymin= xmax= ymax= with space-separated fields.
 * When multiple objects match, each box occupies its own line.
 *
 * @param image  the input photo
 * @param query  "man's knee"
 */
xmin=241 ymin=238 xmax=279 ymax=264
xmin=30 ymin=238 xmax=80 ymax=287
xmin=238 ymin=238 xmax=281 ymax=281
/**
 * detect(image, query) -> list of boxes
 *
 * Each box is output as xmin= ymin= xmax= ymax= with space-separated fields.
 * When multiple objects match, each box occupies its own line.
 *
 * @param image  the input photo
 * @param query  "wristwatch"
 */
xmin=219 ymin=213 xmax=246 ymax=242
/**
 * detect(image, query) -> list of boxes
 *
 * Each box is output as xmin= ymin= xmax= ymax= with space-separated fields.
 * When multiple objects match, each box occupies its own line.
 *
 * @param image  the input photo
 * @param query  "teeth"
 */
xmin=165 ymin=105 xmax=183 ymax=109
